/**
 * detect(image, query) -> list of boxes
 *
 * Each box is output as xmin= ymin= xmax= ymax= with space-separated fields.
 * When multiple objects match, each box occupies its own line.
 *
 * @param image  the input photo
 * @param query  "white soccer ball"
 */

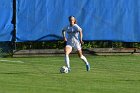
xmin=60 ymin=66 xmax=68 ymax=73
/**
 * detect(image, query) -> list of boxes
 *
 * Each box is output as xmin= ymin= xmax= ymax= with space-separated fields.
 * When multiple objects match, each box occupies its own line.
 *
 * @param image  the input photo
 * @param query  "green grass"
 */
xmin=0 ymin=55 xmax=140 ymax=93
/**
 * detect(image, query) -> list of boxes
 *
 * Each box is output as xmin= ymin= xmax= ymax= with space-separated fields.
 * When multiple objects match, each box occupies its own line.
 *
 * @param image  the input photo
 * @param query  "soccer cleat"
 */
xmin=68 ymin=67 xmax=71 ymax=72
xmin=86 ymin=64 xmax=90 ymax=71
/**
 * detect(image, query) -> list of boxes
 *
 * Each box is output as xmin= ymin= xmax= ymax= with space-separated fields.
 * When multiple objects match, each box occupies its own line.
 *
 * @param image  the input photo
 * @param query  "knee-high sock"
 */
xmin=80 ymin=55 xmax=89 ymax=65
xmin=65 ymin=54 xmax=70 ymax=68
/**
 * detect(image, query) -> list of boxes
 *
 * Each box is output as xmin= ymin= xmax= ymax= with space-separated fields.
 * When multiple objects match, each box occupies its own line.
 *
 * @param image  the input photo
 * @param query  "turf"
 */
xmin=0 ymin=55 xmax=140 ymax=93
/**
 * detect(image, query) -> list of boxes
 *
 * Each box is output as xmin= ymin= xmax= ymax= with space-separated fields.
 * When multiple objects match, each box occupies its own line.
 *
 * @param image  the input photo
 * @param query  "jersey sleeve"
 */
xmin=62 ymin=25 xmax=68 ymax=31
xmin=75 ymin=24 xmax=82 ymax=31
xmin=78 ymin=26 xmax=82 ymax=31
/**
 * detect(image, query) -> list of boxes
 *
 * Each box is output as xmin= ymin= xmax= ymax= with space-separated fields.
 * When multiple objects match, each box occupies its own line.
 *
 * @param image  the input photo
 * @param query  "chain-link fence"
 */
xmin=0 ymin=42 xmax=13 ymax=57
xmin=14 ymin=41 xmax=140 ymax=50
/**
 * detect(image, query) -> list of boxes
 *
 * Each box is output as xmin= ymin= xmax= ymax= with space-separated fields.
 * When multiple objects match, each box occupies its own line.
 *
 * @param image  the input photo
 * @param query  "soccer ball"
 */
xmin=60 ymin=66 xmax=68 ymax=73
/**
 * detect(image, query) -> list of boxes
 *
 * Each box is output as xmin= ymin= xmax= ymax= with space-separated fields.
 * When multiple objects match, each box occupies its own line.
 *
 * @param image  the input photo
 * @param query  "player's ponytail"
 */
xmin=74 ymin=19 xmax=77 ymax=24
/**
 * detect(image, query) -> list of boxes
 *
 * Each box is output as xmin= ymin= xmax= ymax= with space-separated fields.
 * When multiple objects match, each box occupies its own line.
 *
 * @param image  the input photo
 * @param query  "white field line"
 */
xmin=0 ymin=60 xmax=24 ymax=63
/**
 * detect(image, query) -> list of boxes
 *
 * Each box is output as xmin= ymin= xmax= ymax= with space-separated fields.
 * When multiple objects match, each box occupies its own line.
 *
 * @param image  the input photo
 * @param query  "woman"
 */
xmin=62 ymin=16 xmax=90 ymax=72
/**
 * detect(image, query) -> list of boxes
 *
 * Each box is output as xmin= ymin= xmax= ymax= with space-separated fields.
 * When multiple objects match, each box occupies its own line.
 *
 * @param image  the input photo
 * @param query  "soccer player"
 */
xmin=62 ymin=16 xmax=90 ymax=72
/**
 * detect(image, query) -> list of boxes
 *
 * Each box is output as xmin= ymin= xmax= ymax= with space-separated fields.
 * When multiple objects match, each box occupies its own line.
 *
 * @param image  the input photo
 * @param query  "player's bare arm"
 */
xmin=62 ymin=30 xmax=67 ymax=41
xmin=79 ymin=29 xmax=84 ymax=44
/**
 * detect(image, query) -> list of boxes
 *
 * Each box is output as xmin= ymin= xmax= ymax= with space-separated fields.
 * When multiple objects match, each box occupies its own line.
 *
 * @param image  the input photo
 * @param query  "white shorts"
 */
xmin=66 ymin=41 xmax=81 ymax=51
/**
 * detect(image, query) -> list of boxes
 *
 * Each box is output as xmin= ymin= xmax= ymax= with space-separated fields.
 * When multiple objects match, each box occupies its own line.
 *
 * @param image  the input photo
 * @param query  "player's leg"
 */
xmin=77 ymin=49 xmax=90 ymax=71
xmin=64 ymin=45 xmax=72 ymax=71
xmin=74 ymin=41 xmax=90 ymax=71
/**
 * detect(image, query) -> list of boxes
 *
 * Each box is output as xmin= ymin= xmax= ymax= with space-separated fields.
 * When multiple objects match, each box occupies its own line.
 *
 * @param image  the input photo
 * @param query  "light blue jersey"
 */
xmin=63 ymin=24 xmax=82 ymax=50
xmin=63 ymin=24 xmax=82 ymax=43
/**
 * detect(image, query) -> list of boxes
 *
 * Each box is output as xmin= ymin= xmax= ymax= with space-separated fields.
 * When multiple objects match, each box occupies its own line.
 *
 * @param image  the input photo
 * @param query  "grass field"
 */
xmin=0 ymin=55 xmax=140 ymax=93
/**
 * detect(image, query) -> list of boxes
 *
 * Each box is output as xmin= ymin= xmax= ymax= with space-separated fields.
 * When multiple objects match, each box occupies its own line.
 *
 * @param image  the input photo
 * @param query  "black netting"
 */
xmin=0 ymin=42 xmax=13 ymax=57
